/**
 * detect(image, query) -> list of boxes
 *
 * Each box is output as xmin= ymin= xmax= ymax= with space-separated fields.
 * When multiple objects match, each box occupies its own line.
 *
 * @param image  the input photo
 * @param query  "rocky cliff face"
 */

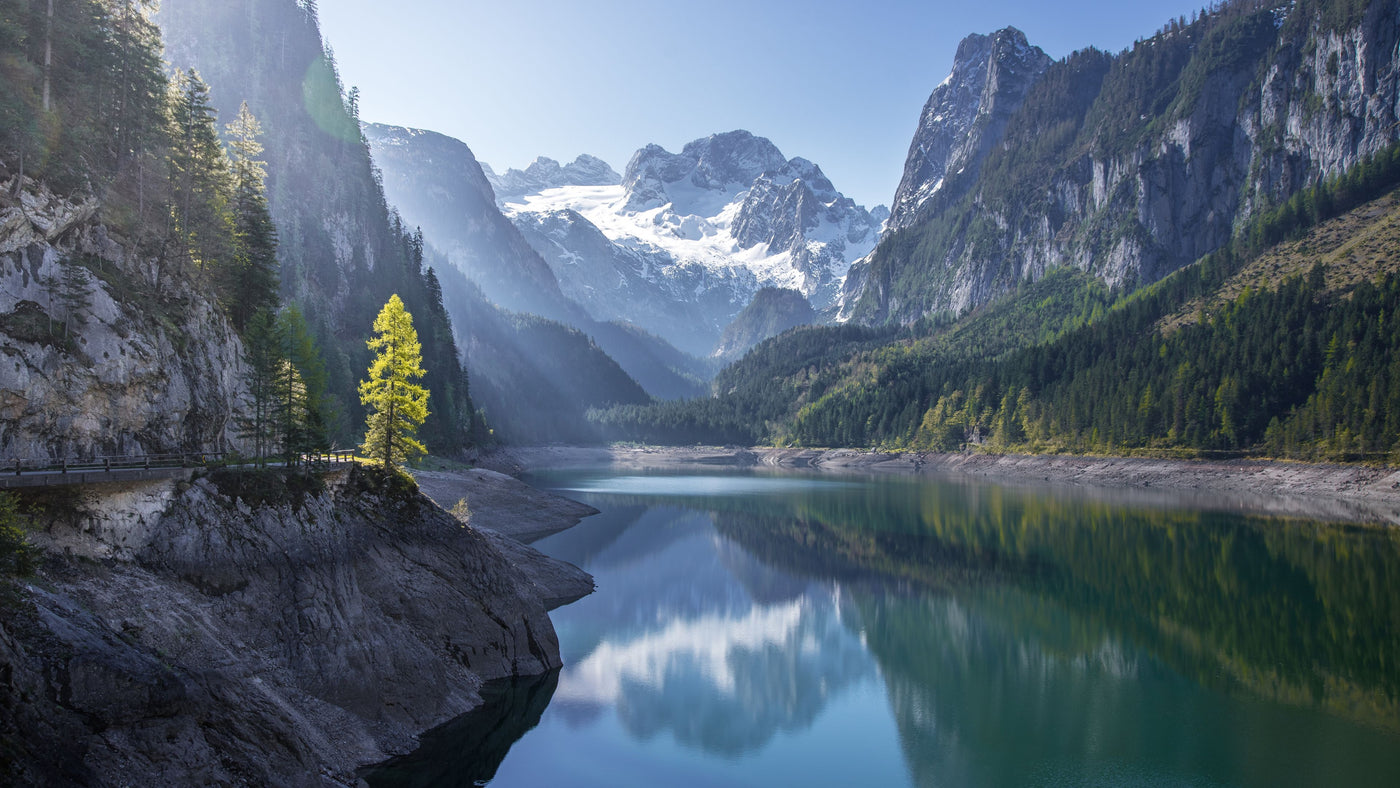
xmin=732 ymin=157 xmax=883 ymax=308
xmin=0 ymin=465 xmax=592 ymax=785
xmin=622 ymin=132 xmax=792 ymax=213
xmin=844 ymin=2 xmax=1400 ymax=324
xmin=885 ymin=28 xmax=1052 ymax=233
xmin=0 ymin=179 xmax=247 ymax=460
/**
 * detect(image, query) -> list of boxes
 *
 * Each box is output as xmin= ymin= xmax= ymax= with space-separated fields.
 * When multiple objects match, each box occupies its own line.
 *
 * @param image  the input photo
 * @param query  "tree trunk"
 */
xmin=42 ymin=0 xmax=53 ymax=113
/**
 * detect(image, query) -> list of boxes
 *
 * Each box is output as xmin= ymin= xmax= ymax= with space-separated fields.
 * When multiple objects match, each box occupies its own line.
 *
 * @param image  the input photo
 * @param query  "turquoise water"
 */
xmin=365 ymin=470 xmax=1400 ymax=787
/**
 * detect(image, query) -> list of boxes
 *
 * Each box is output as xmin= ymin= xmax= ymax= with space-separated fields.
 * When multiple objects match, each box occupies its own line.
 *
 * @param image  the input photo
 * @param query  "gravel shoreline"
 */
xmin=476 ymin=445 xmax=1400 ymax=526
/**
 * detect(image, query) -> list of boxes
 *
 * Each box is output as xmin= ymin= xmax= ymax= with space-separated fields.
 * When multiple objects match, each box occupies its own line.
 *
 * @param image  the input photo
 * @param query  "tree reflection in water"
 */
xmin=364 ymin=471 xmax=1400 ymax=787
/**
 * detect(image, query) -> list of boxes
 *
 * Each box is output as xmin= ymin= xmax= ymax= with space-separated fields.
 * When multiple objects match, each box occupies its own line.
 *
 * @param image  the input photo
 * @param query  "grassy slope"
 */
xmin=1164 ymin=189 xmax=1400 ymax=332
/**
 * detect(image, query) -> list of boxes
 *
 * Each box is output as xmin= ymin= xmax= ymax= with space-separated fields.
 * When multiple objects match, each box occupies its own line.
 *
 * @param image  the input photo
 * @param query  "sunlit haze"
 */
xmin=318 ymin=0 xmax=1210 ymax=208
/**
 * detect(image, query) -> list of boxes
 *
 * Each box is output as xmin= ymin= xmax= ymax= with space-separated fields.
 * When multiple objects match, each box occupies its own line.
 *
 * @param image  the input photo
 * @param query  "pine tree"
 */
xmin=0 ymin=492 xmax=35 ymax=578
xmin=105 ymin=1 xmax=167 ymax=170
xmin=275 ymin=305 xmax=330 ymax=463
xmin=224 ymin=102 xmax=280 ymax=332
xmin=238 ymin=310 xmax=281 ymax=464
xmin=57 ymin=262 xmax=90 ymax=340
xmin=166 ymin=68 xmax=233 ymax=275
xmin=359 ymin=295 xmax=430 ymax=469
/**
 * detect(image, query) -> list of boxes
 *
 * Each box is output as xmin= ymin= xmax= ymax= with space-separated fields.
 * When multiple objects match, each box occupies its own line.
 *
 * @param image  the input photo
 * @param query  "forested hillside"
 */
xmin=0 ymin=1 xmax=261 ymax=457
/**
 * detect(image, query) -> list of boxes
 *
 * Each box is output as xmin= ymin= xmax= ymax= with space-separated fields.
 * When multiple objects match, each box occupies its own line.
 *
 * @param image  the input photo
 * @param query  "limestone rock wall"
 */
xmin=0 ymin=178 xmax=248 ymax=460
xmin=847 ymin=4 xmax=1400 ymax=323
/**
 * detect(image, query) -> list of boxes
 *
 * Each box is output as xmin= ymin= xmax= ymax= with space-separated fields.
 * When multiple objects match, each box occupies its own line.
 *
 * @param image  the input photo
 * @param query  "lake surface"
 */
xmin=365 ymin=470 xmax=1400 ymax=787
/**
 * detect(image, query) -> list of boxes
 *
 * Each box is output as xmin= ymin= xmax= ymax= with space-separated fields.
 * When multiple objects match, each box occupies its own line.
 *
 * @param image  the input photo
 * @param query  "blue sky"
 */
xmin=318 ymin=1 xmax=1210 ymax=209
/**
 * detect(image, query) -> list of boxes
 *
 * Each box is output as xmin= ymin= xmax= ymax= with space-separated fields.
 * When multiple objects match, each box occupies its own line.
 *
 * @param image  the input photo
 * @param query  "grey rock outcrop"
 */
xmin=732 ymin=157 xmax=882 ymax=308
xmin=845 ymin=5 xmax=1400 ymax=323
xmin=885 ymin=28 xmax=1052 ymax=232
xmin=0 ymin=464 xmax=593 ymax=785
xmin=0 ymin=178 xmax=248 ymax=460
xmin=622 ymin=131 xmax=791 ymax=213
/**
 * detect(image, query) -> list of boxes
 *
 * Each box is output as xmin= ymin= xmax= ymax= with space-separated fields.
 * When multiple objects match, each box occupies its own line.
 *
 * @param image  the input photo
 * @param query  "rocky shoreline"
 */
xmin=1 ymin=464 xmax=595 ymax=786
xmin=479 ymin=445 xmax=1400 ymax=526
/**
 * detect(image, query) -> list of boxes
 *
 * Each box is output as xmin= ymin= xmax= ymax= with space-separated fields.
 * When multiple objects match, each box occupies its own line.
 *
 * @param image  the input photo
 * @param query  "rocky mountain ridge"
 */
xmin=884 ymin=27 xmax=1052 ymax=233
xmin=362 ymin=124 xmax=582 ymax=322
xmin=843 ymin=2 xmax=1400 ymax=323
xmin=501 ymin=130 xmax=883 ymax=356
xmin=484 ymin=154 xmax=622 ymax=204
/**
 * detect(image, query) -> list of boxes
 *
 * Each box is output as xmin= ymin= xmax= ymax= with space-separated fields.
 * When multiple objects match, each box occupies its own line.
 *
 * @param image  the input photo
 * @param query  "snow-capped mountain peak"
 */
xmin=622 ymin=130 xmax=790 ymax=214
xmin=501 ymin=130 xmax=879 ymax=355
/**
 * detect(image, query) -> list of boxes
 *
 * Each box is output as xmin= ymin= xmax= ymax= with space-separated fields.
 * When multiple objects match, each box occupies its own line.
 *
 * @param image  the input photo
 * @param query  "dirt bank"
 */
xmin=478 ymin=445 xmax=1400 ymax=526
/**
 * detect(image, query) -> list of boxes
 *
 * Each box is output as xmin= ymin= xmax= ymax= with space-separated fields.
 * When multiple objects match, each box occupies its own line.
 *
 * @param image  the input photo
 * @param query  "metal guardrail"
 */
xmin=2 ymin=450 xmax=357 ymax=478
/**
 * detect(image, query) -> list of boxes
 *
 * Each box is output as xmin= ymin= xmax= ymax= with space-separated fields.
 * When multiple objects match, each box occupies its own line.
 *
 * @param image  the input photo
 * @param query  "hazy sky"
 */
xmin=318 ymin=1 xmax=1209 ymax=209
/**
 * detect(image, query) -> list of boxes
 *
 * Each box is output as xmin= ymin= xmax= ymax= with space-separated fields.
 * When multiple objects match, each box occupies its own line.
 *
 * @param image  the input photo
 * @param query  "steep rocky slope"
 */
xmin=0 ymin=179 xmax=247 ymax=460
xmin=0 ymin=465 xmax=592 ymax=785
xmin=845 ymin=2 xmax=1400 ymax=323
xmin=361 ymin=124 xmax=583 ymax=323
xmin=885 ymin=28 xmax=1052 ymax=233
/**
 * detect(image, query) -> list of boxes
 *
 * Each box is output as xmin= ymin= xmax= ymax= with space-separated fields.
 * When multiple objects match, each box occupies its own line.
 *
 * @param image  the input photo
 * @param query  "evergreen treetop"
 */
xmin=359 ymin=294 xmax=430 ymax=469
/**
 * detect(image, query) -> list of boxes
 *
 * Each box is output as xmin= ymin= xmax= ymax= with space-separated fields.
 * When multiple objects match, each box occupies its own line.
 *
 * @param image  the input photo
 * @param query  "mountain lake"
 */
xmin=363 ymin=469 xmax=1400 ymax=787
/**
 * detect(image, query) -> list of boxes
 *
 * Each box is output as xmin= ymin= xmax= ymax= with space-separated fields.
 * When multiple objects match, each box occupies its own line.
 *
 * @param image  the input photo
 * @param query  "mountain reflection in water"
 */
xmin=366 ymin=471 xmax=1400 ymax=787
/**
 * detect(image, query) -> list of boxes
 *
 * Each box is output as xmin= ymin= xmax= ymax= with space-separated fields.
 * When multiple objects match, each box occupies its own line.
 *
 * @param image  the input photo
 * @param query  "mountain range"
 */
xmin=367 ymin=127 xmax=884 ymax=358
xmin=357 ymin=0 xmax=1400 ymax=459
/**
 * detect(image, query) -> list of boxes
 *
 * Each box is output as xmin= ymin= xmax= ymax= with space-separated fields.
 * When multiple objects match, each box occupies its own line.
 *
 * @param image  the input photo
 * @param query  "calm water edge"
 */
xmin=364 ymin=470 xmax=1400 ymax=787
